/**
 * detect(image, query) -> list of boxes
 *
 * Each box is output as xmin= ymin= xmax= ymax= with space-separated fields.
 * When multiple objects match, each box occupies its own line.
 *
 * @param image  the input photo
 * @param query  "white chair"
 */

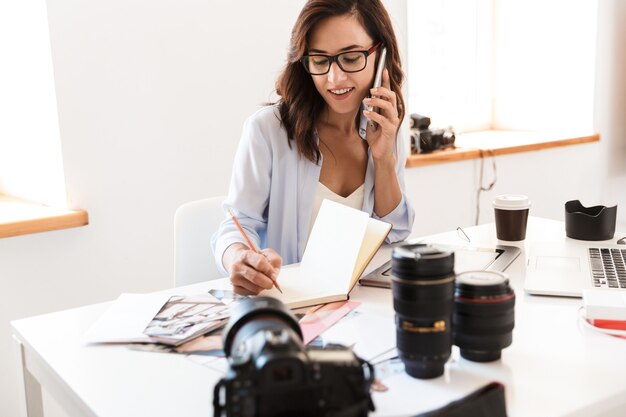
xmin=174 ymin=196 xmax=227 ymax=287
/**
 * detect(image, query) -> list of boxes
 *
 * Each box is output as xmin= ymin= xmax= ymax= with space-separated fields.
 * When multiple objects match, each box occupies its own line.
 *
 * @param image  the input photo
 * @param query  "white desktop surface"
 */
xmin=11 ymin=217 xmax=626 ymax=417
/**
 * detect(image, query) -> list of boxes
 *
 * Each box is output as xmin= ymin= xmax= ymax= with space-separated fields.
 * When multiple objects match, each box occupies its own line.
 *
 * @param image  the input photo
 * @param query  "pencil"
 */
xmin=227 ymin=208 xmax=283 ymax=294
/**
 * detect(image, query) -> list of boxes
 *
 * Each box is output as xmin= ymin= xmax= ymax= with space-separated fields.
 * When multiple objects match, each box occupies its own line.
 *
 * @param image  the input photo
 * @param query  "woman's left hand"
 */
xmin=362 ymin=68 xmax=399 ymax=164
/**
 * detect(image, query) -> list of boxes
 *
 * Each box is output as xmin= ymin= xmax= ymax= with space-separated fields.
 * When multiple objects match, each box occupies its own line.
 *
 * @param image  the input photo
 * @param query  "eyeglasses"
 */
xmin=300 ymin=42 xmax=382 ymax=75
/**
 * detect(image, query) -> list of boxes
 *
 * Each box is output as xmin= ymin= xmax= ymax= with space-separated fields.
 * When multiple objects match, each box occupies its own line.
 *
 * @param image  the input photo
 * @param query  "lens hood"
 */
xmin=565 ymin=200 xmax=617 ymax=241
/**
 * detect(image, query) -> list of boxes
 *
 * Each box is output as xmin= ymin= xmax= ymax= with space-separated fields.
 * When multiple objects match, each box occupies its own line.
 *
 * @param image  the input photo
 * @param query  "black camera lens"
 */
xmin=222 ymin=296 xmax=303 ymax=358
xmin=391 ymin=244 xmax=455 ymax=379
xmin=453 ymin=271 xmax=515 ymax=362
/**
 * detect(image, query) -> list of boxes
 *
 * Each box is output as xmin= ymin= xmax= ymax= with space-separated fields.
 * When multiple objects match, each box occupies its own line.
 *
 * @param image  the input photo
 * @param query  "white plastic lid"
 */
xmin=493 ymin=194 xmax=531 ymax=210
xmin=456 ymin=270 xmax=508 ymax=286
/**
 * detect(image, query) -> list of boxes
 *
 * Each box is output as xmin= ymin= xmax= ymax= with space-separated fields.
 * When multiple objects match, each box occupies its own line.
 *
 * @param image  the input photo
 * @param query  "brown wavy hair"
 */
xmin=275 ymin=0 xmax=405 ymax=164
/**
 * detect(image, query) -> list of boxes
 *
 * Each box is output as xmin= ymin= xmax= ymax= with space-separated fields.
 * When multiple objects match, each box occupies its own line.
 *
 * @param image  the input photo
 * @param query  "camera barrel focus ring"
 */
xmin=390 ymin=275 xmax=455 ymax=286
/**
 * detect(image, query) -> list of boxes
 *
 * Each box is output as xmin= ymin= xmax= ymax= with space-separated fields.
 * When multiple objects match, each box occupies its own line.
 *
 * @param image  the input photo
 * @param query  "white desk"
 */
xmin=11 ymin=217 xmax=626 ymax=417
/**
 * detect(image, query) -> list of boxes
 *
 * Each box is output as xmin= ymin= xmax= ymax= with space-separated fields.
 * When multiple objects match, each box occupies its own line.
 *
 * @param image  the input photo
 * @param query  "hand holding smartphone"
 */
xmin=359 ymin=47 xmax=387 ymax=140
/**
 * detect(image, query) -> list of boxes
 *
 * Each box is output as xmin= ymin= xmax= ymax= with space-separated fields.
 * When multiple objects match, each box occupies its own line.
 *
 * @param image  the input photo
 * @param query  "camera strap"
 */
xmin=212 ymin=378 xmax=226 ymax=416
xmin=412 ymin=382 xmax=507 ymax=417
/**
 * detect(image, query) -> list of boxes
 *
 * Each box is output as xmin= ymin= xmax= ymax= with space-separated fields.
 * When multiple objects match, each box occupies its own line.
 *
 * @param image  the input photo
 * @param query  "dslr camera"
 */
xmin=409 ymin=114 xmax=456 ymax=153
xmin=213 ymin=297 xmax=375 ymax=417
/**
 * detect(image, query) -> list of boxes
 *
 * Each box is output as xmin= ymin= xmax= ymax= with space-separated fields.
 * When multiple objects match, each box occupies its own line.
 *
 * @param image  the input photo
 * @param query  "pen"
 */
xmin=227 ymin=208 xmax=283 ymax=294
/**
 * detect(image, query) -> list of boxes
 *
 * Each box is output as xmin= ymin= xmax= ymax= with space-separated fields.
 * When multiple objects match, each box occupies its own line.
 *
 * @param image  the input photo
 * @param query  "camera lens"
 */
xmin=391 ymin=244 xmax=455 ymax=379
xmin=453 ymin=271 xmax=515 ymax=362
xmin=222 ymin=296 xmax=303 ymax=358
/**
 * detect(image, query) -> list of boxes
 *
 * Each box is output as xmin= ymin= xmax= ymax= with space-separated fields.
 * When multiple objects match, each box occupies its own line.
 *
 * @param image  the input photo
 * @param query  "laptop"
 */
xmin=525 ymin=241 xmax=626 ymax=297
xmin=359 ymin=243 xmax=521 ymax=288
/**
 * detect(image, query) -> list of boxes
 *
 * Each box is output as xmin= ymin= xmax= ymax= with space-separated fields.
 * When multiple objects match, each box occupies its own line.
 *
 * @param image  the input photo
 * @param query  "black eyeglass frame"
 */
xmin=300 ymin=42 xmax=382 ymax=75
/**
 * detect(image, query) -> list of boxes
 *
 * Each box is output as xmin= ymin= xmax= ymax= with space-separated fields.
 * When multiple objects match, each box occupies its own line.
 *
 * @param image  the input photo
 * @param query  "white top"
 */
xmin=308 ymin=182 xmax=365 ymax=238
xmin=211 ymin=105 xmax=415 ymax=274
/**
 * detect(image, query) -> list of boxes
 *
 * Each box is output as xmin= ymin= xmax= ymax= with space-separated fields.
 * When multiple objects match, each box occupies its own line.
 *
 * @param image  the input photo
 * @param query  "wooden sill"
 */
xmin=406 ymin=131 xmax=600 ymax=168
xmin=0 ymin=194 xmax=88 ymax=238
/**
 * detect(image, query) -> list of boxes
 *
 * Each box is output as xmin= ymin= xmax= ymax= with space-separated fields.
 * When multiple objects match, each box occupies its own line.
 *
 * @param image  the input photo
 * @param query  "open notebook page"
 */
xmin=349 ymin=217 xmax=392 ymax=291
xmin=262 ymin=265 xmax=348 ymax=308
xmin=261 ymin=200 xmax=371 ymax=308
xmin=301 ymin=199 xmax=369 ymax=285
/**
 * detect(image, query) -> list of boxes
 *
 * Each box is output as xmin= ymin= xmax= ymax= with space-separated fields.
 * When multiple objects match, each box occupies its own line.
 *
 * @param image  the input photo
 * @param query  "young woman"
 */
xmin=212 ymin=0 xmax=415 ymax=295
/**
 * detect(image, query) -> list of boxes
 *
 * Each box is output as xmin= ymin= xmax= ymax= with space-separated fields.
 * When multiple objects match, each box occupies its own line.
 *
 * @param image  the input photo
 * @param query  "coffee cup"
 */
xmin=493 ymin=195 xmax=531 ymax=241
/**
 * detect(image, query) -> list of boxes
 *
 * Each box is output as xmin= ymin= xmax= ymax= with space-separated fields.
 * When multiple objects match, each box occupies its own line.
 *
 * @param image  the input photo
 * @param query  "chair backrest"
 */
xmin=174 ymin=196 xmax=227 ymax=287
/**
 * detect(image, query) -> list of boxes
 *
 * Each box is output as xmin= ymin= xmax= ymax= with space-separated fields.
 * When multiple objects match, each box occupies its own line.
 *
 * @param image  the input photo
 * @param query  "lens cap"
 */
xmin=455 ymin=271 xmax=511 ymax=298
xmin=392 ymin=244 xmax=455 ymax=278
xmin=457 ymin=270 xmax=507 ymax=285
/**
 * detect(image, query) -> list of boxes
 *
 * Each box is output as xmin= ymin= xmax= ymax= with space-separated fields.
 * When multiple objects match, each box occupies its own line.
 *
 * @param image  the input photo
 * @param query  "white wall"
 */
xmin=405 ymin=142 xmax=604 ymax=237
xmin=595 ymin=0 xmax=626 ymax=233
xmin=0 ymin=1 xmax=623 ymax=417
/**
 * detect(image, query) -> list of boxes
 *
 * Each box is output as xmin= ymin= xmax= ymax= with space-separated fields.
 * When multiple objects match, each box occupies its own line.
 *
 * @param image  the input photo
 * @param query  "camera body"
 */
xmin=213 ymin=297 xmax=375 ymax=417
xmin=409 ymin=114 xmax=455 ymax=153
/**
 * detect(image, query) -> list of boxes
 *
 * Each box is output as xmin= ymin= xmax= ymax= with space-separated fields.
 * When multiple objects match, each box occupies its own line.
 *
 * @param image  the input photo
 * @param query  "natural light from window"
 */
xmin=0 ymin=1 xmax=67 ymax=209
xmin=407 ymin=0 xmax=598 ymax=135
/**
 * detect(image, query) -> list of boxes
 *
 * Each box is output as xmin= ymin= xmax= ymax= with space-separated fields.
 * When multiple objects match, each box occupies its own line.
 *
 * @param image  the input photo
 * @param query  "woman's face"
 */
xmin=307 ymin=14 xmax=377 ymax=117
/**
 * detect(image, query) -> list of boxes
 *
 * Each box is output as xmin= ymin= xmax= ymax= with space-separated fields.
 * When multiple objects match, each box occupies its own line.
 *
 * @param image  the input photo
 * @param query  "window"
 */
xmin=407 ymin=0 xmax=598 ymax=134
xmin=0 ymin=0 xmax=67 ymax=208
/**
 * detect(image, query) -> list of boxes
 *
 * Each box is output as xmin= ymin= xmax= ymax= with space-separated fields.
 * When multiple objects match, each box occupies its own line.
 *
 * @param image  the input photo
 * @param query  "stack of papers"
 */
xmin=84 ymin=293 xmax=229 ymax=346
xmin=143 ymin=294 xmax=230 ymax=345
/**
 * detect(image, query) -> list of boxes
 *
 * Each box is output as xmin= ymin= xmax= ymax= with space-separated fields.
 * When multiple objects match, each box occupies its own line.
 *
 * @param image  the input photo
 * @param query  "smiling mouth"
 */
xmin=328 ymin=87 xmax=355 ymax=95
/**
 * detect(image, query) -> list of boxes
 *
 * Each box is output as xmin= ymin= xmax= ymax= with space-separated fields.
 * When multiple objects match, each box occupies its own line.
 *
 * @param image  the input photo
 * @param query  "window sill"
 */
xmin=0 ymin=194 xmax=89 ymax=238
xmin=405 ymin=131 xmax=600 ymax=168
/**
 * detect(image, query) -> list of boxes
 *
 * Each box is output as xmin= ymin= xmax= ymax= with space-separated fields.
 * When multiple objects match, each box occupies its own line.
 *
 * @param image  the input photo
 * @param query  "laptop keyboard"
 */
xmin=589 ymin=248 xmax=626 ymax=288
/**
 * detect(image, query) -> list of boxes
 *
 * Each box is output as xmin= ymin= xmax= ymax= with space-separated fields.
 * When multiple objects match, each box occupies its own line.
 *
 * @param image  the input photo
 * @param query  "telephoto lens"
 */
xmin=391 ymin=244 xmax=455 ymax=379
xmin=453 ymin=271 xmax=515 ymax=362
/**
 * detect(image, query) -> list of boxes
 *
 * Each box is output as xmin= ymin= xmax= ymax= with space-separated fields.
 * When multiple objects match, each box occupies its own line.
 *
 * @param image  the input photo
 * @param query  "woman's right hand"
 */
xmin=223 ymin=243 xmax=282 ymax=295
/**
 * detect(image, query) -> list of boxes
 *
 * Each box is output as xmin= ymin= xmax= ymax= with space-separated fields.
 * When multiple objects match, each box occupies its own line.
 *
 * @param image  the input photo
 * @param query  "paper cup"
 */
xmin=493 ymin=195 xmax=531 ymax=241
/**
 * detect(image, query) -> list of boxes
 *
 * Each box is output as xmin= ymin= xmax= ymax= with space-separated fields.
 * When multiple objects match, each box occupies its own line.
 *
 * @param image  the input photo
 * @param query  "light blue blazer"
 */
xmin=211 ymin=105 xmax=415 ymax=275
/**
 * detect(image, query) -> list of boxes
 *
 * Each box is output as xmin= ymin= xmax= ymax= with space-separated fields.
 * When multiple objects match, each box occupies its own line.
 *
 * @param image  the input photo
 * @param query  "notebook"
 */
xmin=524 ymin=241 xmax=626 ymax=297
xmin=261 ymin=199 xmax=392 ymax=309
